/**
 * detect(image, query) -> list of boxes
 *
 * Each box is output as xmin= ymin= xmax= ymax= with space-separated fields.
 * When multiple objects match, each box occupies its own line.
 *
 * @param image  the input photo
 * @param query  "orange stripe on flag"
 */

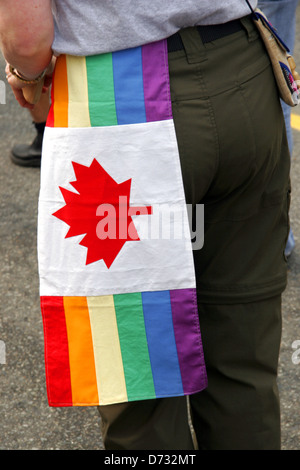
xmin=53 ymin=55 xmax=69 ymax=127
xmin=63 ymin=297 xmax=99 ymax=405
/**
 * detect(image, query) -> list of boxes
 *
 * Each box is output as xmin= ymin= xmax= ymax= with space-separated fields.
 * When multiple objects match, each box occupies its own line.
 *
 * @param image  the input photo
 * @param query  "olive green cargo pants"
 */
xmin=98 ymin=16 xmax=290 ymax=450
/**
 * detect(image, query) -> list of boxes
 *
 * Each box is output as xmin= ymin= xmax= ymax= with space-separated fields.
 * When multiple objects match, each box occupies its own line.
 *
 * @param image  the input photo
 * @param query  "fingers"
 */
xmin=5 ymin=64 xmax=35 ymax=108
xmin=10 ymin=84 xmax=35 ymax=109
xmin=4 ymin=59 xmax=54 ymax=108
xmin=12 ymin=87 xmax=34 ymax=109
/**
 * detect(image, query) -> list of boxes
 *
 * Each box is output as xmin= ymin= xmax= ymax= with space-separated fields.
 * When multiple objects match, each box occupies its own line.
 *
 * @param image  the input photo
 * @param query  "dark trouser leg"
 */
xmin=190 ymin=296 xmax=282 ymax=450
xmin=98 ymin=396 xmax=195 ymax=450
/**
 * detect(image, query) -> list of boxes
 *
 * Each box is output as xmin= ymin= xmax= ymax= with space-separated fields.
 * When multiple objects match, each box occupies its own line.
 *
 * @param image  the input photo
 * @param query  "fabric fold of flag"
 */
xmin=39 ymin=39 xmax=207 ymax=407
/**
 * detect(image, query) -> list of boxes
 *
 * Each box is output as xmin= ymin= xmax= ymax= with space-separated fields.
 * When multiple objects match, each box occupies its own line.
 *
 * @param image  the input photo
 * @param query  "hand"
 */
xmin=5 ymin=56 xmax=56 ymax=108
xmin=5 ymin=62 xmax=35 ymax=109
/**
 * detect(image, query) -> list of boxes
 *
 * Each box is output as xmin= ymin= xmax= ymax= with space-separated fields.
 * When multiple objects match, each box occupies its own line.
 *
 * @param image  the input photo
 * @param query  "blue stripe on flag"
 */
xmin=141 ymin=290 xmax=184 ymax=397
xmin=112 ymin=47 xmax=147 ymax=125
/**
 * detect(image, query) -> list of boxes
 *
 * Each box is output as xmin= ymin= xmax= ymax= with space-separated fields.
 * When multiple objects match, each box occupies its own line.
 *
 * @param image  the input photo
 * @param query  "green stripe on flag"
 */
xmin=113 ymin=293 xmax=155 ymax=401
xmin=86 ymin=54 xmax=118 ymax=127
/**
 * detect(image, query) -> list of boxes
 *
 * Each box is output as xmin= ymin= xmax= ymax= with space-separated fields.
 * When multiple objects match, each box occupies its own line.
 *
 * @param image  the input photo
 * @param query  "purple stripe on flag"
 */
xmin=142 ymin=40 xmax=173 ymax=122
xmin=170 ymin=288 xmax=207 ymax=394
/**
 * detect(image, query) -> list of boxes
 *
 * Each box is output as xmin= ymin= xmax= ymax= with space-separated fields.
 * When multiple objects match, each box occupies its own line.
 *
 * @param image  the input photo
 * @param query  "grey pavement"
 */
xmin=0 ymin=13 xmax=300 ymax=450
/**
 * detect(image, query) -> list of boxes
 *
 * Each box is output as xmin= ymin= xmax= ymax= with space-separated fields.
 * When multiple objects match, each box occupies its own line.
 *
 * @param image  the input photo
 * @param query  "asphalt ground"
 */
xmin=0 ymin=14 xmax=300 ymax=451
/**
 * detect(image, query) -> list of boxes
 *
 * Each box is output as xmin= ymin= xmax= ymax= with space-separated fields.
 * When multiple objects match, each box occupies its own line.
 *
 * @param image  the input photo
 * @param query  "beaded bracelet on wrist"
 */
xmin=8 ymin=65 xmax=46 ymax=84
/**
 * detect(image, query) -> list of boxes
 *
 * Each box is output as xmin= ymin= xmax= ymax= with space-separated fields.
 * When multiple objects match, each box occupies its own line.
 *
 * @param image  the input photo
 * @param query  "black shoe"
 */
xmin=10 ymin=122 xmax=45 ymax=167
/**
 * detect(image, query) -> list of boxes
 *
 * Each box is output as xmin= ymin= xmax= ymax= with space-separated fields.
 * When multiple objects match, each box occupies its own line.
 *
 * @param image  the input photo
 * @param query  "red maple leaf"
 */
xmin=53 ymin=159 xmax=152 ymax=268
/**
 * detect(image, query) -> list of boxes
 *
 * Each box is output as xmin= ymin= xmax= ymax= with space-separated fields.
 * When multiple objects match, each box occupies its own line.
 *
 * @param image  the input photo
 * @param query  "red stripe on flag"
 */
xmin=40 ymin=296 xmax=73 ymax=406
xmin=46 ymin=77 xmax=55 ymax=128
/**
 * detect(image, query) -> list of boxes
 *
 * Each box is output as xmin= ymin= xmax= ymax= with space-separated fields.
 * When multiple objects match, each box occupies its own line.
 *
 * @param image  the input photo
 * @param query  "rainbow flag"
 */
xmin=39 ymin=40 xmax=207 ymax=406
xmin=47 ymin=42 xmax=172 ymax=128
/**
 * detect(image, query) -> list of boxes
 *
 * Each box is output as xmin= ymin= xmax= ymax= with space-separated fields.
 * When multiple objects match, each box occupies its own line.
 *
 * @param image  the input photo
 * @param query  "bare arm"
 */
xmin=0 ymin=0 xmax=54 ymax=79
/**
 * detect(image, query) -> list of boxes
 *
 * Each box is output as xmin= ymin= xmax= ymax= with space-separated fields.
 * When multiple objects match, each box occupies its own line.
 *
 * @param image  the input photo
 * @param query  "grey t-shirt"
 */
xmin=51 ymin=0 xmax=258 ymax=56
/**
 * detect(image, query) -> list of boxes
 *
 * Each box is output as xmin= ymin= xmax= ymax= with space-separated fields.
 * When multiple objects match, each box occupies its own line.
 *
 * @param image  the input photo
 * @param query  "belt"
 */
xmin=167 ymin=19 xmax=244 ymax=52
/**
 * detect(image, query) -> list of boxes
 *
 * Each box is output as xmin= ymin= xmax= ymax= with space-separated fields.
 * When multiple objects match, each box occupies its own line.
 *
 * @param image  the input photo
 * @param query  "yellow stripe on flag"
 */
xmin=291 ymin=113 xmax=300 ymax=131
xmin=87 ymin=296 xmax=128 ymax=405
xmin=66 ymin=56 xmax=91 ymax=128
xmin=63 ymin=297 xmax=99 ymax=405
